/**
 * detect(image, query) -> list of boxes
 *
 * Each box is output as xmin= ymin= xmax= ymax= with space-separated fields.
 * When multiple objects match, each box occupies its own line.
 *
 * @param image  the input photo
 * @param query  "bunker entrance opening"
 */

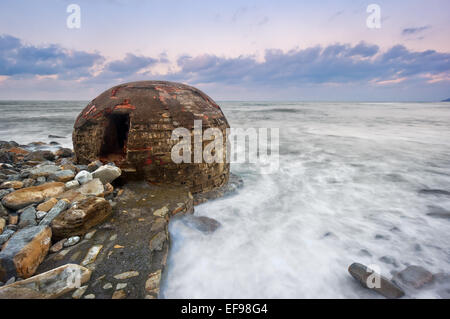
xmin=100 ymin=113 xmax=130 ymax=159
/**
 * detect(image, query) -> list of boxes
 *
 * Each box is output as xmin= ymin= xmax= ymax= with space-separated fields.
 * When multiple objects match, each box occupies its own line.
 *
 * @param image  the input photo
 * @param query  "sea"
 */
xmin=1 ymin=100 xmax=449 ymax=298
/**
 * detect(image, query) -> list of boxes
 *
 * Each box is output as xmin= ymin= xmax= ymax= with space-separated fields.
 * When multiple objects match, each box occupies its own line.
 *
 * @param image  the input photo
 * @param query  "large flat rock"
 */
xmin=0 ymin=225 xmax=52 ymax=282
xmin=0 ymin=264 xmax=91 ymax=299
xmin=1 ymin=182 xmax=65 ymax=210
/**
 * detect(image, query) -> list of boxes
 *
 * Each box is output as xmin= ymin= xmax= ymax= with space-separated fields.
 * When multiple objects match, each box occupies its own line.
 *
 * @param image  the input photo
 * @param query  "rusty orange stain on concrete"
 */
xmin=113 ymin=99 xmax=136 ymax=110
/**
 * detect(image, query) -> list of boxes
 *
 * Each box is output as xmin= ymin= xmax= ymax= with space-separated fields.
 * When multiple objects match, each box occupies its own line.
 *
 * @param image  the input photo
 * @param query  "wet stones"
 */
xmin=0 ymin=218 xmax=5 ymax=233
xmin=0 ymin=150 xmax=15 ymax=164
xmin=348 ymin=263 xmax=405 ymax=299
xmin=153 ymin=206 xmax=169 ymax=217
xmin=0 ymin=229 xmax=14 ymax=246
xmin=24 ymin=150 xmax=55 ymax=162
xmin=49 ymin=239 xmax=66 ymax=253
xmin=1 ymin=182 xmax=65 ymax=210
xmin=39 ymin=199 xmax=71 ymax=226
xmin=72 ymin=285 xmax=88 ymax=299
xmin=0 ymin=181 xmax=23 ymax=190
xmin=55 ymin=148 xmax=73 ymax=158
xmin=52 ymin=197 xmax=112 ymax=238
xmin=145 ymin=270 xmax=161 ymax=296
xmin=149 ymin=231 xmax=167 ymax=252
xmin=74 ymin=170 xmax=92 ymax=185
xmin=65 ymin=180 xmax=79 ymax=190
xmin=182 ymin=215 xmax=221 ymax=233
xmin=51 ymin=197 xmax=112 ymax=240
xmin=419 ymin=189 xmax=450 ymax=196
xmin=392 ymin=265 xmax=433 ymax=289
xmin=112 ymin=289 xmax=127 ymax=299
xmin=92 ymin=165 xmax=121 ymax=184
xmin=87 ymin=160 xmax=102 ymax=172
xmin=0 ymin=264 xmax=91 ymax=299
xmin=426 ymin=205 xmax=450 ymax=220
xmin=78 ymin=178 xmax=104 ymax=196
xmin=28 ymin=165 xmax=60 ymax=179
xmin=49 ymin=170 xmax=75 ymax=183
xmin=113 ymin=271 xmax=139 ymax=280
xmin=37 ymin=198 xmax=58 ymax=212
xmin=81 ymin=245 xmax=103 ymax=266
xmin=63 ymin=236 xmax=80 ymax=247
xmin=17 ymin=206 xmax=37 ymax=229
xmin=0 ymin=225 xmax=52 ymax=281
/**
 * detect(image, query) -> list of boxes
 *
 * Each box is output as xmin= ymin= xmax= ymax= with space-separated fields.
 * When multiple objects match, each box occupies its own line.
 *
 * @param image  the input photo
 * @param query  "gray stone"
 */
xmin=65 ymin=179 xmax=80 ymax=190
xmin=49 ymin=170 xmax=75 ymax=183
xmin=0 ymin=229 xmax=15 ymax=245
xmin=75 ymin=170 xmax=93 ymax=185
xmin=39 ymin=199 xmax=70 ymax=226
xmin=78 ymin=178 xmax=104 ymax=196
xmin=24 ymin=151 xmax=55 ymax=162
xmin=92 ymin=165 xmax=122 ymax=184
xmin=393 ymin=265 xmax=433 ymax=289
xmin=72 ymin=285 xmax=88 ymax=299
xmin=21 ymin=178 xmax=35 ymax=188
xmin=103 ymin=283 xmax=113 ymax=290
xmin=75 ymin=165 xmax=88 ymax=172
xmin=63 ymin=236 xmax=81 ymax=247
xmin=348 ymin=262 xmax=405 ymax=299
xmin=427 ymin=205 xmax=450 ymax=220
xmin=0 ymin=189 xmax=12 ymax=201
xmin=182 ymin=215 xmax=221 ymax=233
xmin=18 ymin=206 xmax=37 ymax=228
xmin=379 ymin=256 xmax=399 ymax=268
xmin=149 ymin=231 xmax=166 ymax=252
xmin=36 ymin=211 xmax=47 ymax=220
xmin=29 ymin=165 xmax=60 ymax=179
xmin=0 ymin=203 xmax=8 ymax=217
xmin=36 ymin=176 xmax=46 ymax=185
xmin=116 ymin=283 xmax=127 ymax=290
xmin=87 ymin=160 xmax=103 ymax=172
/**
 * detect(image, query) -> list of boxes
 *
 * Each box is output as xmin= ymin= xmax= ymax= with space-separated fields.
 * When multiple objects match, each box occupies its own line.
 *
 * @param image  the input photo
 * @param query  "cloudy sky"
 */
xmin=0 ymin=0 xmax=449 ymax=100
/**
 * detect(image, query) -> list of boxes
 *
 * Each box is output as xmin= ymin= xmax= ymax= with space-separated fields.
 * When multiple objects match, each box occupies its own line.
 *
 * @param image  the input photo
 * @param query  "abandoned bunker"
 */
xmin=73 ymin=81 xmax=230 ymax=194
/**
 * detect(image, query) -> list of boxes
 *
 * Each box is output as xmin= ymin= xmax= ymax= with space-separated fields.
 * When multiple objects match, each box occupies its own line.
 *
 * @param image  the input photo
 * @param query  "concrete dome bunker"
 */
xmin=73 ymin=81 xmax=230 ymax=194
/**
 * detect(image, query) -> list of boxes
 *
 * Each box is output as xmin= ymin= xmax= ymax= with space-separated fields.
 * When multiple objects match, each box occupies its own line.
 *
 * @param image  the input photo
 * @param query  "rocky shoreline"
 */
xmin=1 ymin=139 xmax=448 ymax=299
xmin=0 ymin=139 xmax=239 ymax=299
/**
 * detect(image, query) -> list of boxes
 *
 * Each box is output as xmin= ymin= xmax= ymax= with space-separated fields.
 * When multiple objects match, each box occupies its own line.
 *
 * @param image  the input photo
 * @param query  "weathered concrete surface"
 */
xmin=193 ymin=172 xmax=243 ymax=205
xmin=36 ymin=181 xmax=193 ymax=299
xmin=73 ymin=81 xmax=230 ymax=194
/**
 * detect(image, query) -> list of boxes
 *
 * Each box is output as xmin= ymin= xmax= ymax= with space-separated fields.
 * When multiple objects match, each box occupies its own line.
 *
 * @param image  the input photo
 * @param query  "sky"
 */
xmin=0 ymin=0 xmax=449 ymax=101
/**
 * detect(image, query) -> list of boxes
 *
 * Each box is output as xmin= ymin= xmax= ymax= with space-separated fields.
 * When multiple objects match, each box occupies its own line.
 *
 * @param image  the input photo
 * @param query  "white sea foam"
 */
xmin=162 ymin=102 xmax=450 ymax=298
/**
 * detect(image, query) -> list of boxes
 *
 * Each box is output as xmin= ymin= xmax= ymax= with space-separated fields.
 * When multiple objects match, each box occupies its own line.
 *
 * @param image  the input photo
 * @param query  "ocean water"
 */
xmin=1 ymin=100 xmax=449 ymax=298
xmin=0 ymin=100 xmax=85 ymax=148
xmin=162 ymin=101 xmax=450 ymax=299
